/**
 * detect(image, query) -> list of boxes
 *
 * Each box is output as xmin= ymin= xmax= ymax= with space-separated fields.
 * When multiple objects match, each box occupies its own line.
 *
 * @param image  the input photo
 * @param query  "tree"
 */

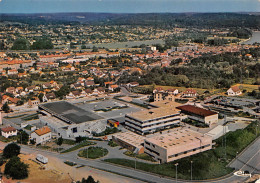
xmin=92 ymin=46 xmax=98 ymax=52
xmin=38 ymin=93 xmax=44 ymax=102
xmin=76 ymin=176 xmax=98 ymax=183
xmin=3 ymin=143 xmax=20 ymax=158
xmin=30 ymin=37 xmax=54 ymax=50
xmin=2 ymin=102 xmax=10 ymax=113
xmin=75 ymin=136 xmax=83 ymax=143
xmin=17 ymin=131 xmax=29 ymax=145
xmin=11 ymin=38 xmax=30 ymax=50
xmin=4 ymin=156 xmax=29 ymax=179
xmin=56 ymin=137 xmax=63 ymax=146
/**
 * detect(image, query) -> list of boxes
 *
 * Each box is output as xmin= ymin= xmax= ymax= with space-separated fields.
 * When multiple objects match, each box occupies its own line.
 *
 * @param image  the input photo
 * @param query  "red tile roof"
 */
xmin=34 ymin=126 xmax=51 ymax=136
xmin=1 ymin=126 xmax=17 ymax=133
xmin=177 ymin=105 xmax=217 ymax=117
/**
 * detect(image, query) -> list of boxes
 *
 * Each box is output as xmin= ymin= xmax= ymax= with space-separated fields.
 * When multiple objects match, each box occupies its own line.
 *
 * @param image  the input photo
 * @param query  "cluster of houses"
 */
xmin=153 ymin=87 xmax=198 ymax=102
xmin=1 ymin=125 xmax=52 ymax=145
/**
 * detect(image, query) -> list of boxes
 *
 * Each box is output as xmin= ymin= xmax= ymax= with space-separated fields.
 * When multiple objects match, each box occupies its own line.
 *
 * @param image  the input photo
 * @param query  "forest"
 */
xmin=118 ymin=47 xmax=260 ymax=89
xmin=1 ymin=13 xmax=260 ymax=29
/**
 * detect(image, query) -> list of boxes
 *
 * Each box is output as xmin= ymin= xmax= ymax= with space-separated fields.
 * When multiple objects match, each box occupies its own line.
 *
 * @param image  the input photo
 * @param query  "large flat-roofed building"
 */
xmin=39 ymin=101 xmax=102 ymax=124
xmin=144 ymin=129 xmax=213 ymax=163
xmin=38 ymin=101 xmax=105 ymax=138
xmin=177 ymin=105 xmax=218 ymax=125
xmin=112 ymin=131 xmax=145 ymax=154
xmin=125 ymin=104 xmax=180 ymax=135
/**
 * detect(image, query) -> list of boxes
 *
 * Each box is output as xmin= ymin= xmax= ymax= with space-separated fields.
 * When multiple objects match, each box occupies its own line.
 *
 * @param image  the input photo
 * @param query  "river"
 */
xmin=84 ymin=39 xmax=165 ymax=49
xmin=242 ymin=31 xmax=260 ymax=45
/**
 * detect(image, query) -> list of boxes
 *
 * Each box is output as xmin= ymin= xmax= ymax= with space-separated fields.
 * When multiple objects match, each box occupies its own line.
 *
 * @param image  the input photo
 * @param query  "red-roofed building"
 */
xmin=1 ymin=126 xmax=17 ymax=138
xmin=31 ymin=126 xmax=52 ymax=144
xmin=227 ymin=86 xmax=242 ymax=96
xmin=177 ymin=105 xmax=218 ymax=125
xmin=182 ymin=89 xmax=197 ymax=98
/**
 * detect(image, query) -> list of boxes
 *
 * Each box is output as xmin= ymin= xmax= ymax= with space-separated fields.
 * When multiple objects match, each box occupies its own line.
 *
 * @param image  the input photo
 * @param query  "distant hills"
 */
xmin=0 ymin=12 xmax=260 ymax=28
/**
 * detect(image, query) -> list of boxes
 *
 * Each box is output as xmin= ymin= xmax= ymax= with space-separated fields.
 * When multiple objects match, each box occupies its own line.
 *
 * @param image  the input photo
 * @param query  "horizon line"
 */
xmin=0 ymin=11 xmax=260 ymax=15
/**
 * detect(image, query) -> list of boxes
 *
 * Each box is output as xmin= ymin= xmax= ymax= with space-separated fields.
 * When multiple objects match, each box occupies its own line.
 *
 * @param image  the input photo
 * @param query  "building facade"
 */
xmin=1 ymin=126 xmax=17 ymax=138
xmin=31 ymin=126 xmax=52 ymax=144
xmin=125 ymin=106 xmax=180 ymax=135
xmin=144 ymin=129 xmax=213 ymax=163
xmin=177 ymin=105 xmax=218 ymax=125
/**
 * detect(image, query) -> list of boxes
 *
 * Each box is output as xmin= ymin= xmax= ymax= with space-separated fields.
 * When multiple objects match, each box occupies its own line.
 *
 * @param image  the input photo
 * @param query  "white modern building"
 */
xmin=144 ymin=129 xmax=213 ymax=163
xmin=125 ymin=104 xmax=181 ymax=135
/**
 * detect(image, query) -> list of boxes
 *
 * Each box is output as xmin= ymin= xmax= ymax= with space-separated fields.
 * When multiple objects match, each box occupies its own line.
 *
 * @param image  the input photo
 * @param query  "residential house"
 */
xmin=1 ymin=126 xmax=17 ymax=138
xmin=182 ymin=89 xmax=198 ymax=98
xmin=42 ymin=93 xmax=56 ymax=102
xmin=227 ymin=86 xmax=242 ymax=96
xmin=31 ymin=126 xmax=52 ymax=145
xmin=28 ymin=98 xmax=40 ymax=108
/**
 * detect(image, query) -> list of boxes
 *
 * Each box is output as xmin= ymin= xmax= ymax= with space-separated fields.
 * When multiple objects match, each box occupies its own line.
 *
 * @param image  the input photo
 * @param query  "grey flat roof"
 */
xmin=40 ymin=101 xmax=103 ymax=124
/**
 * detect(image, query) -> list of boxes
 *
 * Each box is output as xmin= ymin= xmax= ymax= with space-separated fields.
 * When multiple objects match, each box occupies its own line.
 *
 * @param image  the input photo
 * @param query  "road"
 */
xmin=0 ymin=139 xmax=253 ymax=183
xmin=230 ymin=136 xmax=260 ymax=175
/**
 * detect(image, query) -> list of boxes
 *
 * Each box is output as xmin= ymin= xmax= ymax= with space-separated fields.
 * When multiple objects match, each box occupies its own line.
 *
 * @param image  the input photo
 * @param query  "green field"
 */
xmin=78 ymin=146 xmax=108 ymax=159
xmin=61 ymin=141 xmax=96 ymax=153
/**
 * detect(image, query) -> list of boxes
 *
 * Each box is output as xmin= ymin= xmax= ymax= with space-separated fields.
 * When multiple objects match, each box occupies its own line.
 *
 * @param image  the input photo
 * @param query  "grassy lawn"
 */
xmin=124 ymin=151 xmax=156 ymax=162
xmin=21 ymin=113 xmax=39 ymax=121
xmin=233 ymin=84 xmax=259 ymax=93
xmin=4 ymin=114 xmax=27 ymax=119
xmin=54 ymin=138 xmax=76 ymax=145
xmin=78 ymin=146 xmax=108 ymax=159
xmin=61 ymin=141 xmax=96 ymax=153
xmin=105 ymin=121 xmax=259 ymax=180
xmin=36 ymin=145 xmax=51 ymax=150
xmin=0 ymin=136 xmax=18 ymax=143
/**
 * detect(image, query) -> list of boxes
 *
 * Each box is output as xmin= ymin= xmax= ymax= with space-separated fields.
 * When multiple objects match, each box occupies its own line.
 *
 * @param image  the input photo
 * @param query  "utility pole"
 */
xmin=191 ymin=161 xmax=193 ymax=181
xmin=135 ymin=154 xmax=137 ymax=169
xmin=175 ymin=163 xmax=178 ymax=183
xmin=87 ymin=147 xmax=88 ymax=159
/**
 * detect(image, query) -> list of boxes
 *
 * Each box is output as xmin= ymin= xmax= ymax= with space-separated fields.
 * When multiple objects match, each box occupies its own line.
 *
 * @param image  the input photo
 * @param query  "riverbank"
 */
xmin=241 ymin=31 xmax=260 ymax=45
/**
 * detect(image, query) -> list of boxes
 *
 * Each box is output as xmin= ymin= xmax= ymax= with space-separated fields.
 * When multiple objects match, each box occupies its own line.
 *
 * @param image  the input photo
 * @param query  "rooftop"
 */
xmin=1 ymin=126 xmax=16 ymax=133
xmin=127 ymin=103 xmax=180 ymax=121
xmin=34 ymin=126 xmax=51 ymax=136
xmin=113 ymin=131 xmax=145 ymax=148
xmin=145 ymin=129 xmax=212 ymax=150
xmin=177 ymin=105 xmax=217 ymax=117
xmin=39 ymin=101 xmax=103 ymax=124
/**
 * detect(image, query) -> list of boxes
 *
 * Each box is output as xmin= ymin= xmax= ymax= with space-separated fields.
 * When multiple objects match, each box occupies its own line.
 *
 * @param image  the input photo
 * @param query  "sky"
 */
xmin=0 ymin=0 xmax=260 ymax=14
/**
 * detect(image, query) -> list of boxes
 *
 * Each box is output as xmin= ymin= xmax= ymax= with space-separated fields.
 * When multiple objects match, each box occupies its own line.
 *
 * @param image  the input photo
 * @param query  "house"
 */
xmin=108 ymin=84 xmax=119 ymax=92
xmin=7 ymin=69 xmax=18 ymax=75
xmin=182 ymin=89 xmax=197 ymax=98
xmin=85 ymin=89 xmax=93 ymax=96
xmin=31 ymin=126 xmax=52 ymax=145
xmin=127 ymin=82 xmax=139 ymax=88
xmin=85 ymin=80 xmax=95 ymax=87
xmin=153 ymin=88 xmax=178 ymax=102
xmin=66 ymin=91 xmax=81 ymax=99
xmin=28 ymin=98 xmax=40 ymax=108
xmin=42 ymin=93 xmax=56 ymax=102
xmin=1 ymin=126 xmax=17 ymax=138
xmin=6 ymin=87 xmax=16 ymax=94
xmin=93 ymin=87 xmax=105 ymax=95
xmin=227 ymin=86 xmax=242 ymax=96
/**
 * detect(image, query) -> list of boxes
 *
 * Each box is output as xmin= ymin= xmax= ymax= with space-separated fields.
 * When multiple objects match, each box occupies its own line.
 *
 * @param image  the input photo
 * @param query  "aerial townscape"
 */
xmin=0 ymin=1 xmax=260 ymax=183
